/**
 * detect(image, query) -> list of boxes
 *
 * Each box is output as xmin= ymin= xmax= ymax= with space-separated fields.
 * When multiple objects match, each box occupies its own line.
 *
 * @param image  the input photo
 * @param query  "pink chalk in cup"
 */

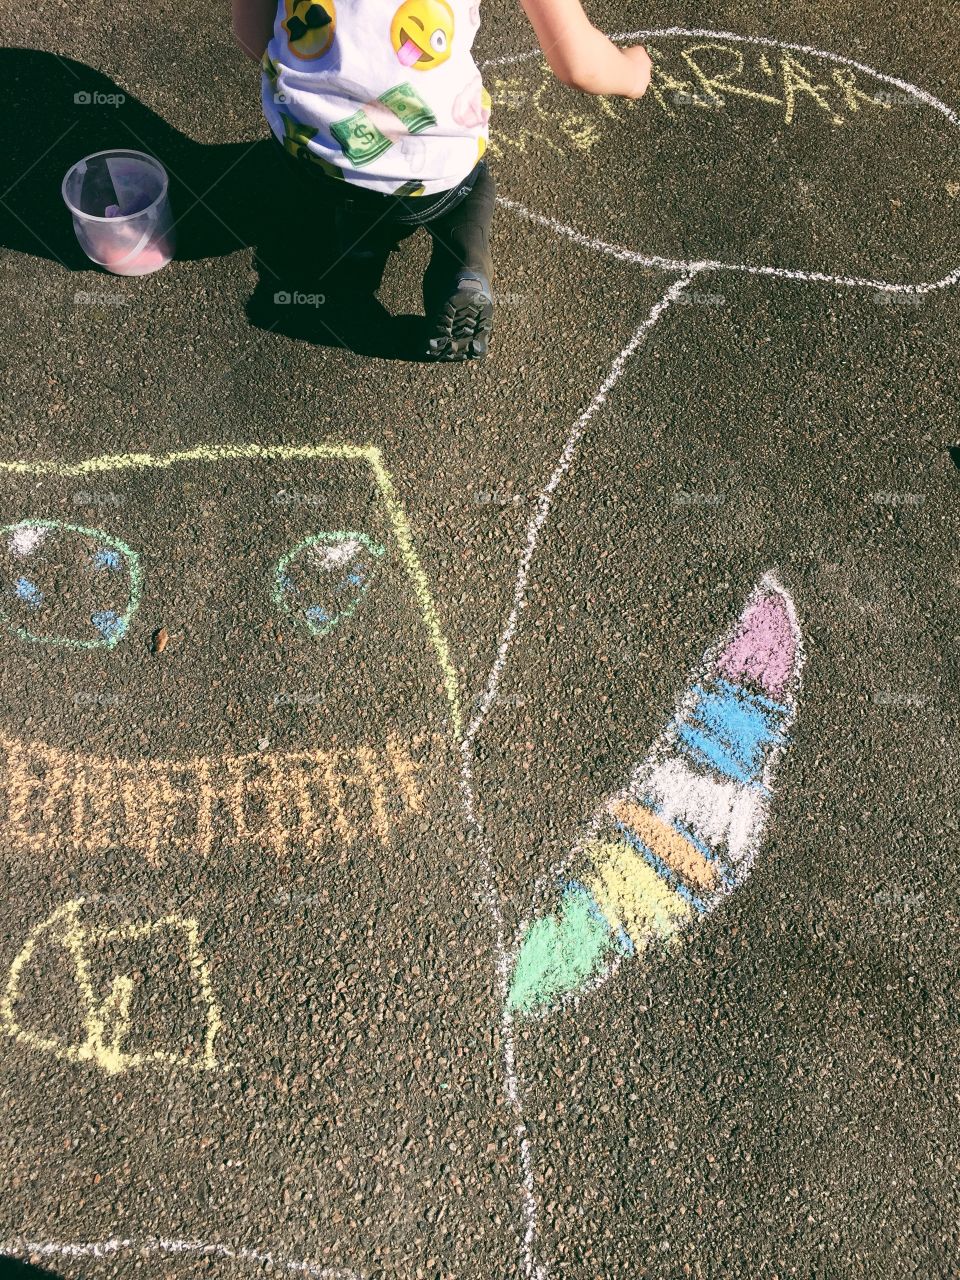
xmin=61 ymin=149 xmax=176 ymax=277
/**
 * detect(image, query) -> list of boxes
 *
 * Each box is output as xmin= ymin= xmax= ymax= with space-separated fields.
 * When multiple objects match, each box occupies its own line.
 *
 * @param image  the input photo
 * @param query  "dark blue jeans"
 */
xmin=279 ymin=142 xmax=495 ymax=298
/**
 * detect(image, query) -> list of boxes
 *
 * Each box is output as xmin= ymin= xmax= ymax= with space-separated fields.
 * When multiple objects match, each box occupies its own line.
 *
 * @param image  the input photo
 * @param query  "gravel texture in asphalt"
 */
xmin=0 ymin=1 xmax=958 ymax=1277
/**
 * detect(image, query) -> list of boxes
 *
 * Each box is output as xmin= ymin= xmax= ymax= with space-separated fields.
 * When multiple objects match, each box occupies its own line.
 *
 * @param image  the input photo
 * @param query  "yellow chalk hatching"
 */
xmin=583 ymin=837 xmax=694 ymax=946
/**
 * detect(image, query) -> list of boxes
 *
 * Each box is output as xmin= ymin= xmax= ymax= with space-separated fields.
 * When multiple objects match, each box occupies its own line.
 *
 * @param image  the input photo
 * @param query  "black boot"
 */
xmin=423 ymin=269 xmax=494 ymax=361
xmin=421 ymin=162 xmax=496 ymax=361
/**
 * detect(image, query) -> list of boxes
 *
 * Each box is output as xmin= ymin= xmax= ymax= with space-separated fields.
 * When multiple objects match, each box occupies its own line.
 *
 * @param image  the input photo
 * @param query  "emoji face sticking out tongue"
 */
xmin=283 ymin=0 xmax=336 ymax=59
xmin=390 ymin=0 xmax=454 ymax=70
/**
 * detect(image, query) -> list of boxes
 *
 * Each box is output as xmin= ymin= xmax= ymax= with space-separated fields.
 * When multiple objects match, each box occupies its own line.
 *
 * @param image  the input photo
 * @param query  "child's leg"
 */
xmin=420 ymin=162 xmax=496 ymax=360
xmin=321 ymin=193 xmax=409 ymax=298
xmin=251 ymin=147 xmax=421 ymax=353
xmin=314 ymin=201 xmax=419 ymax=353
xmin=422 ymin=162 xmax=495 ymax=300
xmin=268 ymin=144 xmax=410 ymax=297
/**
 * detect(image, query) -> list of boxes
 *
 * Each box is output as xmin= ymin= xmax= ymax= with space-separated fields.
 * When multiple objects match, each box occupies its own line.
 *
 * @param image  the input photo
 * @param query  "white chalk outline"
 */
xmin=482 ymin=28 xmax=960 ymax=292
xmin=0 ymin=1236 xmax=359 ymax=1278
xmin=464 ymin=273 xmax=701 ymax=746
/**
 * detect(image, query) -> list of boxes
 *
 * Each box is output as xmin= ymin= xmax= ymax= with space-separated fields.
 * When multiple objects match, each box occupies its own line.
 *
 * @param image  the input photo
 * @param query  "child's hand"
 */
xmin=620 ymin=45 xmax=652 ymax=100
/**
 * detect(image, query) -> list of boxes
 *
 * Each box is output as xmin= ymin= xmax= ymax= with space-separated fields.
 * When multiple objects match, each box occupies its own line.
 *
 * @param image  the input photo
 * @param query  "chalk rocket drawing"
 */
xmin=508 ymin=574 xmax=803 ymax=1016
xmin=0 ymin=899 xmax=224 ymax=1076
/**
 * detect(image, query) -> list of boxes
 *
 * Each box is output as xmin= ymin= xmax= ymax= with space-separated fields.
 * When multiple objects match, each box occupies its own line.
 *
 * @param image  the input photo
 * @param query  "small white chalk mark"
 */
xmin=8 ymin=522 xmax=48 ymax=557
xmin=0 ymin=1237 xmax=360 ymax=1279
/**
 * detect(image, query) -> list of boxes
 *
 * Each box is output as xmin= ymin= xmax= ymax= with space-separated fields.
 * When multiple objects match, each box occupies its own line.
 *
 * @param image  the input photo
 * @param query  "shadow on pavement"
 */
xmin=0 ymin=47 xmax=425 ymax=360
xmin=0 ymin=1257 xmax=66 ymax=1280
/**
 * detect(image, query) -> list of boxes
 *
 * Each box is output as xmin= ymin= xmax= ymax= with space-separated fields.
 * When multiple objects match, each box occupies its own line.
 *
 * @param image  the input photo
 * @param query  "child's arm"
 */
xmin=518 ymin=0 xmax=651 ymax=98
xmin=233 ymin=0 xmax=276 ymax=61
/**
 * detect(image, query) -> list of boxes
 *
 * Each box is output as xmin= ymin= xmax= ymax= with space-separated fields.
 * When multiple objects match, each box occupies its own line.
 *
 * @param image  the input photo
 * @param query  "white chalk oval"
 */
xmin=483 ymin=29 xmax=960 ymax=290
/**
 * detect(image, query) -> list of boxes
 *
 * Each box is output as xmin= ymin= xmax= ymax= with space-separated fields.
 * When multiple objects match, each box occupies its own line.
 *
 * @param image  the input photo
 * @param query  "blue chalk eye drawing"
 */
xmin=0 ymin=520 xmax=142 ymax=650
xmin=273 ymin=531 xmax=385 ymax=637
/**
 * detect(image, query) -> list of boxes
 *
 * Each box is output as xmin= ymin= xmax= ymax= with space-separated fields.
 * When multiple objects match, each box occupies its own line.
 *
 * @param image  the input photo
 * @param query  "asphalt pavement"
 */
xmin=0 ymin=1 xmax=958 ymax=1278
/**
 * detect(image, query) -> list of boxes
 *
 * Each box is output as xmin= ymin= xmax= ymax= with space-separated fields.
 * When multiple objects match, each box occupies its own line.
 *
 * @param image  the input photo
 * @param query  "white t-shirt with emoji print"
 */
xmin=262 ymin=0 xmax=491 ymax=197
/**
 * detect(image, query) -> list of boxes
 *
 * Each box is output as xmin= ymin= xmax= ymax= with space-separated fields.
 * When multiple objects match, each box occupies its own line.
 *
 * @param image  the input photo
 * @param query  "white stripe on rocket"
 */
xmin=631 ymin=755 xmax=768 ymax=871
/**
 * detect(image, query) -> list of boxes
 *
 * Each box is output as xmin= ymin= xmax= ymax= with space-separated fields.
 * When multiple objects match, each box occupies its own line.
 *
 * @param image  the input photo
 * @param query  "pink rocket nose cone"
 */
xmin=397 ymin=37 xmax=422 ymax=66
xmin=717 ymin=586 xmax=797 ymax=700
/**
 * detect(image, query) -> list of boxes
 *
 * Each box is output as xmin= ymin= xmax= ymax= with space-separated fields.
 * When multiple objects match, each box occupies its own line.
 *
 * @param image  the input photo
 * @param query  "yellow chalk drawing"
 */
xmin=1 ymin=899 xmax=223 ymax=1075
xmin=584 ymin=837 xmax=695 ymax=944
xmin=653 ymin=42 xmax=881 ymax=128
xmin=0 ymin=730 xmax=444 ymax=865
xmin=0 ymin=442 xmax=462 ymax=736
xmin=779 ymin=52 xmax=845 ymax=127
xmin=491 ymin=41 xmax=894 ymax=162
xmin=831 ymin=65 xmax=893 ymax=114
xmin=645 ymin=46 xmax=699 ymax=118
xmin=486 ymin=66 xmax=571 ymax=158
xmin=679 ymin=44 xmax=783 ymax=110
xmin=558 ymin=113 xmax=602 ymax=153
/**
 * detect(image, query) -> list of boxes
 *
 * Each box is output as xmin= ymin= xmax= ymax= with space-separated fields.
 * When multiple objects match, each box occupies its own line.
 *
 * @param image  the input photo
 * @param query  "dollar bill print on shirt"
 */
xmin=330 ymin=81 xmax=437 ymax=166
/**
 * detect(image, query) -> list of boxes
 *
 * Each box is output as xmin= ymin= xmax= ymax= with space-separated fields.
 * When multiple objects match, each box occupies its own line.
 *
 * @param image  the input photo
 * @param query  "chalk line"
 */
xmin=459 ymin=274 xmax=699 ymax=1280
xmin=0 ymin=518 xmax=143 ymax=650
xmin=483 ymin=28 xmax=960 ymax=293
xmin=495 ymin=199 xmax=960 ymax=295
xmin=465 ymin=274 xmax=700 ymax=747
xmin=2 ymin=900 xmax=224 ymax=1077
xmin=0 ymin=442 xmax=462 ymax=735
xmin=0 ymin=1237 xmax=359 ymax=1279
xmin=460 ymin=741 xmax=546 ymax=1279
xmin=616 ymin=28 xmax=959 ymax=129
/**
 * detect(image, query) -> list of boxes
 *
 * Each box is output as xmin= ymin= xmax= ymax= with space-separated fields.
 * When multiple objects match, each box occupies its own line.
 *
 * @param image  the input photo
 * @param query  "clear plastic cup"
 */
xmin=61 ymin=149 xmax=175 ymax=276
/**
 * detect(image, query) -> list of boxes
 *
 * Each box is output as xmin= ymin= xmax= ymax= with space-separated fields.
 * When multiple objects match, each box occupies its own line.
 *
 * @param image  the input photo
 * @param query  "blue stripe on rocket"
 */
xmin=674 ymin=678 xmax=790 ymax=788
